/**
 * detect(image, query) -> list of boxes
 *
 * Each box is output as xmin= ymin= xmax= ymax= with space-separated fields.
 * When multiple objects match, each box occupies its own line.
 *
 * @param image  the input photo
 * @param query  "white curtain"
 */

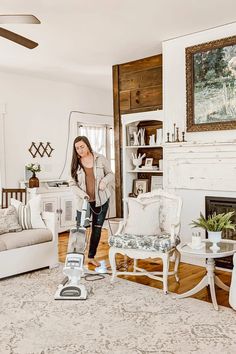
xmin=78 ymin=124 xmax=107 ymax=156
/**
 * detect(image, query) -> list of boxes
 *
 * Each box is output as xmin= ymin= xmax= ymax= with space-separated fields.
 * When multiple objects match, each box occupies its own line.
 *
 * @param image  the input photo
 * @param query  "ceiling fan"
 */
xmin=0 ymin=14 xmax=40 ymax=49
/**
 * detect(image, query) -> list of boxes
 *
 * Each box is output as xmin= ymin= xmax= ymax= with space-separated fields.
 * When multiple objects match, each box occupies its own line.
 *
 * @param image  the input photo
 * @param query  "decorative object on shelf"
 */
xmin=29 ymin=142 xmax=54 ymax=158
xmin=186 ymin=35 xmax=236 ymax=132
xmin=131 ymin=153 xmax=146 ymax=170
xmin=26 ymin=163 xmax=41 ymax=188
xmin=176 ymin=127 xmax=180 ymax=142
xmin=133 ymin=131 xmax=140 ymax=146
xmin=151 ymin=175 xmax=163 ymax=191
xmin=127 ymin=125 xmax=138 ymax=146
xmin=139 ymin=128 xmax=145 ymax=146
xmin=149 ymin=134 xmax=156 ymax=145
xmin=128 ymin=192 xmax=136 ymax=198
xmin=156 ymin=128 xmax=163 ymax=145
xmin=166 ymin=132 xmax=170 ymax=143
xmin=140 ymin=165 xmax=158 ymax=171
xmin=159 ymin=159 xmax=163 ymax=171
xmin=145 ymin=158 xmax=153 ymax=168
xmin=166 ymin=124 xmax=187 ymax=143
xmin=190 ymin=211 xmax=236 ymax=251
xmin=132 ymin=179 xmax=149 ymax=197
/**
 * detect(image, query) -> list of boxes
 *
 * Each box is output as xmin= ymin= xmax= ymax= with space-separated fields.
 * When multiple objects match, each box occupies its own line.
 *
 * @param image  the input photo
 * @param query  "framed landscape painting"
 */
xmin=186 ymin=35 xmax=236 ymax=132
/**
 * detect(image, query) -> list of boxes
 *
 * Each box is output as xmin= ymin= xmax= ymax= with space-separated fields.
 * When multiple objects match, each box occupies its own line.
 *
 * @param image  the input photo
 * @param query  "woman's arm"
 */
xmin=100 ymin=155 xmax=114 ymax=186
xmin=68 ymin=178 xmax=88 ymax=199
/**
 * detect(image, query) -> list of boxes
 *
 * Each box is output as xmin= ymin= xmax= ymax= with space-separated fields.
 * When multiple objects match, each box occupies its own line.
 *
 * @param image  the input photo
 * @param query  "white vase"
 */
xmin=149 ymin=135 xmax=155 ymax=145
xmin=208 ymin=231 xmax=222 ymax=251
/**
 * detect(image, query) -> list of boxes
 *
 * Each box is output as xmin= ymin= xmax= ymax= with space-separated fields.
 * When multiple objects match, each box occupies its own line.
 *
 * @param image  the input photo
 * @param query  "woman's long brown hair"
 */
xmin=71 ymin=136 xmax=93 ymax=182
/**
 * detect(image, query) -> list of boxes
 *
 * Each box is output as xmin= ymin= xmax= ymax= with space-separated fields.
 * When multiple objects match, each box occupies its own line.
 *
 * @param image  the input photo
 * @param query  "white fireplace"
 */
xmin=163 ymin=141 xmax=236 ymax=267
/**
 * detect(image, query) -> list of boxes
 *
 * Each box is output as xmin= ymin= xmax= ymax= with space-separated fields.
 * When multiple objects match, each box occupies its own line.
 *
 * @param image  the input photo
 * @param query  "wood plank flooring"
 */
xmin=59 ymin=229 xmax=232 ymax=308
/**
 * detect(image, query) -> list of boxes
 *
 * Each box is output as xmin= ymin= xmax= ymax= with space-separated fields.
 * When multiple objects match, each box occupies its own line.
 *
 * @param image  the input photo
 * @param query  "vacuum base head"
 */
xmin=54 ymin=283 xmax=87 ymax=300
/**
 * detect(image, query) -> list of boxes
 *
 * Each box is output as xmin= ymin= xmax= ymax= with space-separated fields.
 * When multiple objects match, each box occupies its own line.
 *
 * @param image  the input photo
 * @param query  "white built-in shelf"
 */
xmin=125 ymin=145 xmax=162 ymax=148
xmin=126 ymin=170 xmax=163 ymax=173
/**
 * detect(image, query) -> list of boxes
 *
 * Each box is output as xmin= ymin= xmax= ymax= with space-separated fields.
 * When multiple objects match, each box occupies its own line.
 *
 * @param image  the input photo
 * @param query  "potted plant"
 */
xmin=190 ymin=211 xmax=236 ymax=250
xmin=26 ymin=163 xmax=41 ymax=188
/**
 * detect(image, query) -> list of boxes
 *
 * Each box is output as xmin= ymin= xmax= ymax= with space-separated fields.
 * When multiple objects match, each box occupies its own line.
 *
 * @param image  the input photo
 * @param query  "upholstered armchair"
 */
xmin=108 ymin=189 xmax=182 ymax=294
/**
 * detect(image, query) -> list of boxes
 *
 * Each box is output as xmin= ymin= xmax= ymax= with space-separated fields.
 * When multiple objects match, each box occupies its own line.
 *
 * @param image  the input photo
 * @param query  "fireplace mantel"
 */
xmin=164 ymin=141 xmax=236 ymax=191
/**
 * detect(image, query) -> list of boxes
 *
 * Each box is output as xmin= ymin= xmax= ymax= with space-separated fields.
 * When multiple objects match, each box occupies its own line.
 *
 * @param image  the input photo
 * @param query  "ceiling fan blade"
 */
xmin=0 ymin=27 xmax=38 ymax=49
xmin=0 ymin=14 xmax=40 ymax=24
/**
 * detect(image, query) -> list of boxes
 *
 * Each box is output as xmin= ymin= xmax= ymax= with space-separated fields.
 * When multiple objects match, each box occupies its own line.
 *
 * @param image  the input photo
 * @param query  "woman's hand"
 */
xmin=99 ymin=180 xmax=106 ymax=191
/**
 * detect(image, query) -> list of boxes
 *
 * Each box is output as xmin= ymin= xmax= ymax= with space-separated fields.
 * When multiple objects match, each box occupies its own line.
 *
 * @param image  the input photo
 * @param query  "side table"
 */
xmin=176 ymin=239 xmax=236 ymax=310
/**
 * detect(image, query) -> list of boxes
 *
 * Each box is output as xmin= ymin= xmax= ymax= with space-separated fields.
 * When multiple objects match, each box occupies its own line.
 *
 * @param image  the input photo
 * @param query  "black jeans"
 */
xmin=76 ymin=200 xmax=109 ymax=258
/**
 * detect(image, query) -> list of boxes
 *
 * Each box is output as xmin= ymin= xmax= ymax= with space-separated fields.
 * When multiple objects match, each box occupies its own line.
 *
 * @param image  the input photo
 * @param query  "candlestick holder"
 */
xmin=166 ymin=132 xmax=170 ymax=143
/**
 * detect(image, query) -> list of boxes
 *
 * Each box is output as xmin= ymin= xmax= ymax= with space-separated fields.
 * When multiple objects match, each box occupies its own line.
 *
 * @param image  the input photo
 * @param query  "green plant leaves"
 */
xmin=190 ymin=211 xmax=236 ymax=232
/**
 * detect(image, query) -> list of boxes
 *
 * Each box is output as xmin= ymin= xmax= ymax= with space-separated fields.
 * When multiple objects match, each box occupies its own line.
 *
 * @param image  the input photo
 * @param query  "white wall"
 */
xmin=0 ymin=71 xmax=113 ymax=187
xmin=163 ymin=22 xmax=236 ymax=266
xmin=163 ymin=22 xmax=236 ymax=143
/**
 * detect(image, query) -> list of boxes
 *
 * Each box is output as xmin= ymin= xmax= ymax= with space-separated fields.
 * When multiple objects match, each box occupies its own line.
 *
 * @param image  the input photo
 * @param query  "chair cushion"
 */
xmin=109 ymin=233 xmax=180 ymax=253
xmin=123 ymin=197 xmax=160 ymax=236
xmin=0 ymin=229 xmax=53 ymax=252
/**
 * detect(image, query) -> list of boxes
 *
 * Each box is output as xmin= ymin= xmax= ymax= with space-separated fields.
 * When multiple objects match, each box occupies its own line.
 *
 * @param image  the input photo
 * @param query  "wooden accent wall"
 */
xmin=113 ymin=54 xmax=162 ymax=217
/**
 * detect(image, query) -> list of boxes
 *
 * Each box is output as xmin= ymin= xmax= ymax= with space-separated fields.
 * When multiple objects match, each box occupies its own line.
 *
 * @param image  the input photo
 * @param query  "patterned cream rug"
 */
xmin=0 ymin=266 xmax=236 ymax=354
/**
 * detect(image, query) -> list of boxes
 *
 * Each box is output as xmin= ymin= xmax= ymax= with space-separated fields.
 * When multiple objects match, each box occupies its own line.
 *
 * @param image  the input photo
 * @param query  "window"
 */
xmin=77 ymin=123 xmax=115 ymax=172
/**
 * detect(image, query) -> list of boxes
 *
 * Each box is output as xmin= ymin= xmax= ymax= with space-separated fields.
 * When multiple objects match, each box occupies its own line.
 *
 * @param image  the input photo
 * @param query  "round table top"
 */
xmin=178 ymin=239 xmax=236 ymax=258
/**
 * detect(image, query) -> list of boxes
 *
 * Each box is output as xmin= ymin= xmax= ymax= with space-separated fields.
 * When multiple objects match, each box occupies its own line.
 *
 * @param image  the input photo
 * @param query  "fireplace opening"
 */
xmin=205 ymin=196 xmax=236 ymax=270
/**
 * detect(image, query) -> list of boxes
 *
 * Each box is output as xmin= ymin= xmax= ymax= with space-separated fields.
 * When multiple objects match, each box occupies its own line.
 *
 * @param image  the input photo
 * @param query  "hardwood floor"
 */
xmin=59 ymin=229 xmax=232 ymax=308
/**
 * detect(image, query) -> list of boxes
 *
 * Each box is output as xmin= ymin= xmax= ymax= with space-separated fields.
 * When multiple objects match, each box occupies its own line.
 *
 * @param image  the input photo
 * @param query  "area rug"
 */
xmin=0 ymin=266 xmax=236 ymax=354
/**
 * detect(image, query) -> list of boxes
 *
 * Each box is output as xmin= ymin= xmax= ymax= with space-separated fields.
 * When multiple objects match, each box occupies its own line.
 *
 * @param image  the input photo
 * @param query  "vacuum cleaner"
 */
xmin=54 ymin=198 xmax=91 ymax=300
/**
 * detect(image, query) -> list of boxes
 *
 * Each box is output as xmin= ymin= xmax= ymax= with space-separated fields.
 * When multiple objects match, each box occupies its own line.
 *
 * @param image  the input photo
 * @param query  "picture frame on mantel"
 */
xmin=186 ymin=35 xmax=236 ymax=132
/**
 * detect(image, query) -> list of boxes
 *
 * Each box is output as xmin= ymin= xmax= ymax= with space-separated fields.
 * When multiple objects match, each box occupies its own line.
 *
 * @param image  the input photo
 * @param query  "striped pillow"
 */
xmin=10 ymin=195 xmax=46 ymax=230
xmin=18 ymin=203 xmax=33 ymax=230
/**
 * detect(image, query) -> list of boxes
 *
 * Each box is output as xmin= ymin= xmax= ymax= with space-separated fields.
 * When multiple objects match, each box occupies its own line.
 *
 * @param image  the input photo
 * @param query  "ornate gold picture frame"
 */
xmin=186 ymin=35 xmax=236 ymax=132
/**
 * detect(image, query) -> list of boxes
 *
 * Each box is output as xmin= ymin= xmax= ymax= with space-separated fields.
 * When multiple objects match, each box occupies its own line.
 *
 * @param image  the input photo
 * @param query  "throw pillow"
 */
xmin=0 ymin=213 xmax=9 ymax=234
xmin=0 ymin=206 xmax=22 ymax=233
xmin=11 ymin=195 xmax=46 ymax=230
xmin=124 ymin=197 xmax=160 ymax=236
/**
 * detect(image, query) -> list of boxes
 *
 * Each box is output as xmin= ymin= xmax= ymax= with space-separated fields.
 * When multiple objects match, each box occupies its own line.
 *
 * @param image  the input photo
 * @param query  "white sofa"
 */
xmin=0 ymin=212 xmax=58 ymax=279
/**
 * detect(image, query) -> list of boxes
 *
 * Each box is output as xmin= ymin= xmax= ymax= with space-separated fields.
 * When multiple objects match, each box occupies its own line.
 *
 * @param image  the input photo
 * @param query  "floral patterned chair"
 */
xmin=108 ymin=189 xmax=182 ymax=294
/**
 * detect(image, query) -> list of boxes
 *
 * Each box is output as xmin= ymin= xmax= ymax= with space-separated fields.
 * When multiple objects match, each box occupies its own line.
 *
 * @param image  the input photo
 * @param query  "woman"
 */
xmin=69 ymin=136 xmax=114 ymax=266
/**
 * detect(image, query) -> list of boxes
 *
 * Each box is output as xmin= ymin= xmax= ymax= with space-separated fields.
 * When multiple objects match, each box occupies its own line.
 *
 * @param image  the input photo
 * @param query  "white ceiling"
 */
xmin=0 ymin=0 xmax=236 ymax=90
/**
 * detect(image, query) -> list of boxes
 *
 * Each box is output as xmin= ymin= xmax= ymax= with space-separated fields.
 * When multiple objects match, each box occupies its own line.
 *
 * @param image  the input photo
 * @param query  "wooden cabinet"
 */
xmin=59 ymin=195 xmax=75 ymax=229
xmin=20 ymin=180 xmax=76 ymax=233
xmin=113 ymin=54 xmax=162 ymax=216
xmin=41 ymin=194 xmax=75 ymax=232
